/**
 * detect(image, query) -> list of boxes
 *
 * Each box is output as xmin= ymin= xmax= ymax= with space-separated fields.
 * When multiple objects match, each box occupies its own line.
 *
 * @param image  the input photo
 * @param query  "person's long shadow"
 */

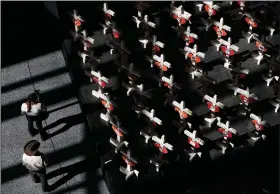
xmin=44 ymin=113 xmax=85 ymax=139
xmin=46 ymin=159 xmax=102 ymax=192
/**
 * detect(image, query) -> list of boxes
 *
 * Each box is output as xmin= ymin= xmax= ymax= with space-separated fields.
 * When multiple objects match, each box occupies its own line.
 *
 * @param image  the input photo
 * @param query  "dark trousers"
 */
xmin=29 ymin=168 xmax=48 ymax=192
xmin=26 ymin=115 xmax=48 ymax=138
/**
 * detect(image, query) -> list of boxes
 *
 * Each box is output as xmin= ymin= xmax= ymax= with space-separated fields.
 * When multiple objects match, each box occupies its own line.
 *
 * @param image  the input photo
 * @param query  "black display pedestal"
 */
xmin=55 ymin=2 xmax=280 ymax=194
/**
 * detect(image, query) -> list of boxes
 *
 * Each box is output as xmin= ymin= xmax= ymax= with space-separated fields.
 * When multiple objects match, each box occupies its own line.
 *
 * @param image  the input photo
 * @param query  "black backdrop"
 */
xmin=1 ymin=2 xmax=62 ymax=66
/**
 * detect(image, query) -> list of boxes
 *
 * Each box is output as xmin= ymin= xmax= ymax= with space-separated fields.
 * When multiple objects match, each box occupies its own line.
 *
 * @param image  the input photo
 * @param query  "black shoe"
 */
xmin=42 ymin=184 xmax=50 ymax=192
xmin=30 ymin=132 xmax=37 ymax=137
xmin=31 ymin=176 xmax=41 ymax=183
xmin=41 ymin=134 xmax=49 ymax=141
xmin=29 ymin=129 xmax=37 ymax=137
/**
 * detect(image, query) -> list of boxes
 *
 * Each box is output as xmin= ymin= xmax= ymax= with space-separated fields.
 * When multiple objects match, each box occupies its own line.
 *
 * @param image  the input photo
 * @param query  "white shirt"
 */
xmin=22 ymin=153 xmax=46 ymax=172
xmin=21 ymin=102 xmax=42 ymax=116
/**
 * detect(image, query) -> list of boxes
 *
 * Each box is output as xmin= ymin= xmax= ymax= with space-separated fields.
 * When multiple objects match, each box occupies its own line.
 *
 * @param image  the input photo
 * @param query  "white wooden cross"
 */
xmin=269 ymin=99 xmax=280 ymax=113
xmin=244 ymin=13 xmax=258 ymax=32
xmin=162 ymin=75 xmax=175 ymax=89
xmin=78 ymin=51 xmax=89 ymax=64
xmin=103 ymin=3 xmax=115 ymax=20
xmin=72 ymin=10 xmax=84 ymax=32
xmin=81 ymin=30 xmax=95 ymax=51
xmin=234 ymin=87 xmax=258 ymax=105
xmin=92 ymin=89 xmax=114 ymax=112
xmin=152 ymin=54 xmax=172 ymax=72
xmin=152 ymin=135 xmax=174 ymax=154
xmin=172 ymin=100 xmax=193 ymax=120
xmin=250 ymin=113 xmax=268 ymax=131
xmin=132 ymin=11 xmax=156 ymax=29
xmin=216 ymin=37 xmax=239 ymax=58
xmin=183 ymin=26 xmax=198 ymax=46
xmin=171 ymin=5 xmax=192 ymax=26
xmin=139 ymin=35 xmax=165 ymax=50
xmin=140 ymin=130 xmax=152 ymax=144
xmin=184 ymin=44 xmax=205 ymax=65
xmin=204 ymin=94 xmax=225 ymax=113
xmin=119 ymin=150 xmax=139 ymax=181
xmin=197 ymin=1 xmax=220 ymax=17
xmin=141 ymin=109 xmax=162 ymax=126
xmin=212 ymin=17 xmax=231 ymax=38
xmin=90 ymin=70 xmax=110 ymax=89
xmin=262 ymin=75 xmax=279 ymax=86
xmin=184 ymin=130 xmax=204 ymax=148
xmin=126 ymin=83 xmax=144 ymax=96
xmin=217 ymin=118 xmax=237 ymax=141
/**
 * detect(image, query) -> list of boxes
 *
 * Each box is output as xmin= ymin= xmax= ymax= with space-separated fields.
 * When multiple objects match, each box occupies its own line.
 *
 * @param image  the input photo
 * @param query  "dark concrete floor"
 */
xmin=1 ymin=50 xmax=109 ymax=194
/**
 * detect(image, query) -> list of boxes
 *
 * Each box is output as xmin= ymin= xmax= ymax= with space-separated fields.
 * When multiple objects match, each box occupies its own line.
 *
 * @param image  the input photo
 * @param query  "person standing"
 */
xmin=21 ymin=93 xmax=49 ymax=141
xmin=22 ymin=140 xmax=49 ymax=192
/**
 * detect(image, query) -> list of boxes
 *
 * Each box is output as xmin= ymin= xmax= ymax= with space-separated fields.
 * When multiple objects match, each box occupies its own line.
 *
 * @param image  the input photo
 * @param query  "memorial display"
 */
xmin=63 ymin=1 xmax=280 ymax=194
